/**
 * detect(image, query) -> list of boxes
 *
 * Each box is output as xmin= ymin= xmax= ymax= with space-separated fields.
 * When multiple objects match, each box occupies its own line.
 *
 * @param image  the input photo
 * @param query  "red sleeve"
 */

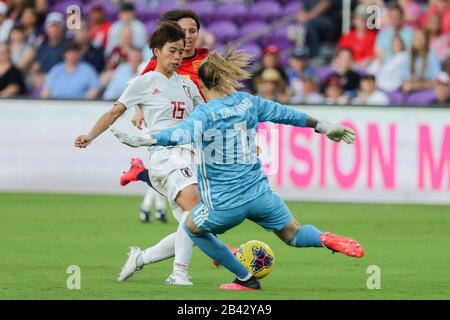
xmin=140 ymin=58 xmax=157 ymax=75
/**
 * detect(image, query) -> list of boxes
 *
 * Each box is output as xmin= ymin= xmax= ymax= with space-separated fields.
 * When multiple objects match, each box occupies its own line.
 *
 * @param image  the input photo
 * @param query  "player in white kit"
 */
xmin=74 ymin=22 xmax=204 ymax=285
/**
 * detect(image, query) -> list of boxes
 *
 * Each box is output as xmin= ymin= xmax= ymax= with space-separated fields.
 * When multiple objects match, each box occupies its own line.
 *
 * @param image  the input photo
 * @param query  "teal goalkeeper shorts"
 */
xmin=190 ymin=189 xmax=293 ymax=234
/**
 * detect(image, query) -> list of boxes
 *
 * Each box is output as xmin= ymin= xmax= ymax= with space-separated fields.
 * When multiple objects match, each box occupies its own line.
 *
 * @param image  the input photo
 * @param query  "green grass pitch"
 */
xmin=1 ymin=192 xmax=449 ymax=300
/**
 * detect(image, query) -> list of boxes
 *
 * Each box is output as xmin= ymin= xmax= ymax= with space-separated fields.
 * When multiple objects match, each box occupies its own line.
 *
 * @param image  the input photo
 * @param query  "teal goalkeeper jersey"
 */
xmin=153 ymin=91 xmax=309 ymax=210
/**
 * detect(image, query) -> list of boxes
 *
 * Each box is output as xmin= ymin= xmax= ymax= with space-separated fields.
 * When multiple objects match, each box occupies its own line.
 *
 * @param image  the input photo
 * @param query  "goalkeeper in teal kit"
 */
xmin=111 ymin=50 xmax=364 ymax=290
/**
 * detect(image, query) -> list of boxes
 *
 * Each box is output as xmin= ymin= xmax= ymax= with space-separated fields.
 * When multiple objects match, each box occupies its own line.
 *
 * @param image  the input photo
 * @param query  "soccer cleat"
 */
xmin=219 ymin=276 xmax=261 ymax=290
xmin=212 ymin=244 xmax=238 ymax=268
xmin=139 ymin=207 xmax=150 ymax=223
xmin=320 ymin=232 xmax=364 ymax=258
xmin=117 ymin=246 xmax=143 ymax=282
xmin=120 ymin=158 xmax=145 ymax=186
xmin=165 ymin=272 xmax=193 ymax=285
xmin=155 ymin=210 xmax=168 ymax=223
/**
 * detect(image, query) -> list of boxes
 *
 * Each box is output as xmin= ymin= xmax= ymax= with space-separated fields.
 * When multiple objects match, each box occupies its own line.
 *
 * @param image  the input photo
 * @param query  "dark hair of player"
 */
xmin=148 ymin=21 xmax=186 ymax=52
xmin=162 ymin=9 xmax=201 ymax=31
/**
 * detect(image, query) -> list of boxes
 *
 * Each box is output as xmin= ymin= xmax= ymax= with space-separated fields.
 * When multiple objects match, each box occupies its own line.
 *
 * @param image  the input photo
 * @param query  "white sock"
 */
xmin=155 ymin=192 xmax=166 ymax=212
xmin=173 ymin=213 xmax=194 ymax=274
xmin=238 ymin=272 xmax=253 ymax=281
xmin=141 ymin=188 xmax=155 ymax=212
xmin=141 ymin=232 xmax=176 ymax=266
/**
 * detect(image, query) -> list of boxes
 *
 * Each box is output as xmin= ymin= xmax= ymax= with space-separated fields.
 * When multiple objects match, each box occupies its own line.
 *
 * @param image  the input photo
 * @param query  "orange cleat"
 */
xmin=120 ymin=158 xmax=145 ymax=186
xmin=219 ymin=283 xmax=258 ymax=291
xmin=320 ymin=232 xmax=364 ymax=258
xmin=213 ymin=244 xmax=238 ymax=268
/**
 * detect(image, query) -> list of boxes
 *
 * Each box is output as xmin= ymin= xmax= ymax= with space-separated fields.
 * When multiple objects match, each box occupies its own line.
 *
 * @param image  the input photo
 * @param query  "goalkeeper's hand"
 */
xmin=315 ymin=121 xmax=356 ymax=144
xmin=110 ymin=127 xmax=156 ymax=148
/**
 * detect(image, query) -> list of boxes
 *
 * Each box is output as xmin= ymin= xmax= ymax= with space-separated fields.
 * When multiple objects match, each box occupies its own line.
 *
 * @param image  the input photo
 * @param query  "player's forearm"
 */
xmin=152 ymin=128 xmax=191 ymax=147
xmin=87 ymin=103 xmax=126 ymax=141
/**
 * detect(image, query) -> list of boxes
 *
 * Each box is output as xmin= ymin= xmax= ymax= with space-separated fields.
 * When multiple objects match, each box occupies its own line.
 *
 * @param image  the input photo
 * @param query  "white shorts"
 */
xmin=147 ymin=146 xmax=197 ymax=221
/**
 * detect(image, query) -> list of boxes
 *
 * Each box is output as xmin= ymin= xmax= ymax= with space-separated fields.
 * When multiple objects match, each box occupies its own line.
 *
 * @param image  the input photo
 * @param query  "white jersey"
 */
xmin=117 ymin=71 xmax=203 ymax=221
xmin=117 ymin=71 xmax=204 ymax=135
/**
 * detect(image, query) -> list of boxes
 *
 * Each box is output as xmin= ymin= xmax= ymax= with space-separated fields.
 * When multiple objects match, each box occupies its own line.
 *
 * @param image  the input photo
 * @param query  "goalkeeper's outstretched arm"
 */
xmin=255 ymin=96 xmax=356 ymax=144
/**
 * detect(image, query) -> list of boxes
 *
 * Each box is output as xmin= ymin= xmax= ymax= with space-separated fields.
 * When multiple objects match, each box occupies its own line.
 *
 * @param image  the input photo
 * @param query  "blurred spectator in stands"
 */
xmin=0 ymin=43 xmax=26 ymax=97
xmin=256 ymin=68 xmax=291 ymax=103
xmin=402 ymin=29 xmax=441 ymax=93
xmin=399 ymin=0 xmax=423 ymax=28
xmin=368 ymin=34 xmax=409 ymax=92
xmin=443 ymin=55 xmax=450 ymax=75
xmin=8 ymin=24 xmax=34 ymax=72
xmin=324 ymin=75 xmax=349 ymax=104
xmin=196 ymin=28 xmax=215 ymax=51
xmin=420 ymin=0 xmax=450 ymax=34
xmin=252 ymin=45 xmax=288 ymax=94
xmin=89 ymin=3 xmax=111 ymax=49
xmin=328 ymin=48 xmax=361 ymax=96
xmin=0 ymin=2 xmax=13 ymax=43
xmin=20 ymin=7 xmax=43 ymax=47
xmin=41 ymin=42 xmax=100 ymax=99
xmin=337 ymin=4 xmax=377 ymax=69
xmin=425 ymin=12 xmax=450 ymax=62
xmin=72 ymin=21 xmax=105 ymax=73
xmin=299 ymin=74 xmax=324 ymax=104
xmin=286 ymin=47 xmax=316 ymax=103
xmin=376 ymin=4 xmax=413 ymax=63
xmin=101 ymin=24 xmax=133 ymax=88
xmin=103 ymin=47 xmax=142 ymax=100
xmin=7 ymin=0 xmax=28 ymax=23
xmin=353 ymin=74 xmax=389 ymax=105
xmin=106 ymin=2 xmax=147 ymax=56
xmin=432 ymin=71 xmax=450 ymax=104
xmin=31 ymin=12 xmax=67 ymax=90
xmin=7 ymin=0 xmax=47 ymax=24
xmin=297 ymin=0 xmax=342 ymax=59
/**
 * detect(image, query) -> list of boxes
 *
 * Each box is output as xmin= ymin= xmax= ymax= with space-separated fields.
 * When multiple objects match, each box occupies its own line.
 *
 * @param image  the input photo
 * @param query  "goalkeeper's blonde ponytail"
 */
xmin=198 ymin=49 xmax=253 ymax=93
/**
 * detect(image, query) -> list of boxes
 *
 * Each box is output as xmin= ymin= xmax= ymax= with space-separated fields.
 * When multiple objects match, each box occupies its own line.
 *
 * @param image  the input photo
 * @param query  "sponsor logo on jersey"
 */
xmin=181 ymin=167 xmax=193 ymax=178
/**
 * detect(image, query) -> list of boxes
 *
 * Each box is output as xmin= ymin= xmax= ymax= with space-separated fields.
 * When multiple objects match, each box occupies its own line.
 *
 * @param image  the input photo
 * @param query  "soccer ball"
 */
xmin=235 ymin=240 xmax=275 ymax=279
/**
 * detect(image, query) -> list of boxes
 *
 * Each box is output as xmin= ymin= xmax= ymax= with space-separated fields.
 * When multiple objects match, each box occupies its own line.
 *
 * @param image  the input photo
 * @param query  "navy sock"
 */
xmin=290 ymin=224 xmax=323 ymax=247
xmin=137 ymin=169 xmax=151 ymax=186
xmin=183 ymin=223 xmax=250 ymax=279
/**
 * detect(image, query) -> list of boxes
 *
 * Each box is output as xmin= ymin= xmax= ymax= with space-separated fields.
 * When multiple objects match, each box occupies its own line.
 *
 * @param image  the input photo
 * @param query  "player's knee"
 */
xmin=184 ymin=214 xmax=203 ymax=236
xmin=276 ymin=219 xmax=300 ymax=245
xmin=176 ymin=185 xmax=200 ymax=211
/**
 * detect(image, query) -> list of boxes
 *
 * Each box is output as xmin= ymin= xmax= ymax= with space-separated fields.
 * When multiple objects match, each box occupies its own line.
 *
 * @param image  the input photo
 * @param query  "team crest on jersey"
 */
xmin=192 ymin=60 xmax=201 ymax=72
xmin=180 ymin=167 xmax=193 ymax=178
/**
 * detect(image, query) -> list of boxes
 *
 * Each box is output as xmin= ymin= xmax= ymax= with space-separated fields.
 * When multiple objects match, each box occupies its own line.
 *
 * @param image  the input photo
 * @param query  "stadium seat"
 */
xmin=207 ymin=20 xmax=240 ymax=44
xmin=239 ymin=21 xmax=269 ymax=38
xmin=213 ymin=2 xmax=249 ymax=26
xmin=237 ymin=42 xmax=263 ymax=60
xmin=247 ymin=1 xmax=283 ymax=23
xmin=386 ymin=90 xmax=406 ymax=105
xmin=144 ymin=20 xmax=157 ymax=35
xmin=283 ymin=1 xmax=303 ymax=17
xmin=315 ymin=66 xmax=335 ymax=83
xmin=185 ymin=1 xmax=215 ymax=24
xmin=405 ymin=90 xmax=437 ymax=105
xmin=262 ymin=25 xmax=292 ymax=46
